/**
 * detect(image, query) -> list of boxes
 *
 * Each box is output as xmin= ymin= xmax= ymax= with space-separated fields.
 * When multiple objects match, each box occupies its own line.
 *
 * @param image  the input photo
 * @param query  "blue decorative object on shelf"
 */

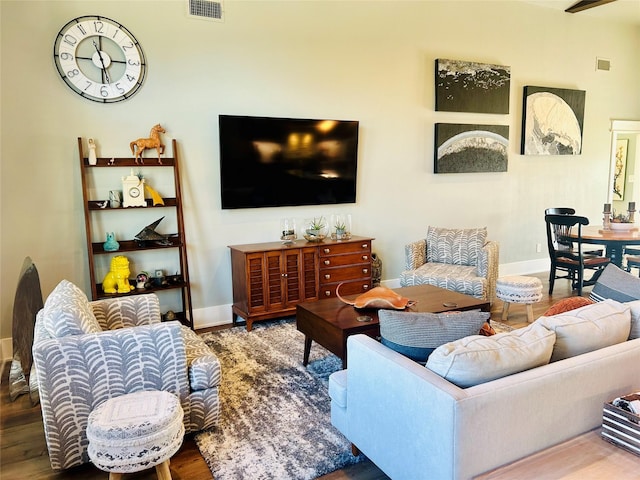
xmin=103 ymin=232 xmax=120 ymax=252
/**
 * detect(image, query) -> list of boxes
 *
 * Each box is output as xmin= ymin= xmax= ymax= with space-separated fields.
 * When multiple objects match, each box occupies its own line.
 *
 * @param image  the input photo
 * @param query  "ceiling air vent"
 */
xmin=187 ymin=0 xmax=224 ymax=22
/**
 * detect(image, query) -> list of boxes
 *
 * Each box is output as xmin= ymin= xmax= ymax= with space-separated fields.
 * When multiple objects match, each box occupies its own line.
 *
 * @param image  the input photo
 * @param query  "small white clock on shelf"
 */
xmin=122 ymin=171 xmax=146 ymax=207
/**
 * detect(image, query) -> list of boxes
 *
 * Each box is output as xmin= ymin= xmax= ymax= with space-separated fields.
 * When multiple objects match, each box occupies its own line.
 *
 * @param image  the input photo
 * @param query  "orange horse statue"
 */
xmin=130 ymin=124 xmax=166 ymax=164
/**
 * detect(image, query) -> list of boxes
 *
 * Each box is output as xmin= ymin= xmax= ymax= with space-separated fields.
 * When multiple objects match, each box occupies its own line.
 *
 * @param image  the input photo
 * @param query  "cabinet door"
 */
xmin=265 ymin=250 xmax=286 ymax=311
xmin=300 ymin=247 xmax=319 ymax=302
xmin=246 ymin=252 xmax=268 ymax=314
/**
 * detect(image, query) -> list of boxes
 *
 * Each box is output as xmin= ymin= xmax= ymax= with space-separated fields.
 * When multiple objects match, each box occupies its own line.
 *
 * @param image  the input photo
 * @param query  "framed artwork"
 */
xmin=434 ymin=123 xmax=509 ymax=174
xmin=435 ymin=59 xmax=510 ymax=114
xmin=521 ymin=86 xmax=586 ymax=155
xmin=613 ymin=138 xmax=629 ymax=200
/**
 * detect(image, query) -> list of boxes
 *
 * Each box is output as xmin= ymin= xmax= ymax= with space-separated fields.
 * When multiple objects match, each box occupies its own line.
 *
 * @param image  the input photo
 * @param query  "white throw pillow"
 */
xmin=42 ymin=280 xmax=102 ymax=338
xmin=425 ymin=323 xmax=556 ymax=388
xmin=623 ymin=299 xmax=640 ymax=340
xmin=536 ymin=299 xmax=631 ymax=362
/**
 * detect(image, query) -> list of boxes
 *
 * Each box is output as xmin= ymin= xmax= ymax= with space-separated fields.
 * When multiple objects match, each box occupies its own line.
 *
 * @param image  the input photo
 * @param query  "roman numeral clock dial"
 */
xmin=54 ymin=16 xmax=147 ymax=103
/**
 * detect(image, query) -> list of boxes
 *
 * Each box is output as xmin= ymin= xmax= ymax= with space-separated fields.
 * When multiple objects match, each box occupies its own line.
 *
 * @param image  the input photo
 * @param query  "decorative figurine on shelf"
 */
xmin=102 ymin=255 xmax=134 ymax=293
xmin=122 ymin=170 xmax=146 ymax=208
xmin=136 ymin=272 xmax=149 ymax=290
xmin=103 ymin=232 xmax=120 ymax=252
xmin=88 ymin=138 xmax=98 ymax=165
xmin=130 ymin=124 xmax=166 ymax=164
xmin=135 ymin=216 xmax=172 ymax=246
xmin=145 ymin=184 xmax=165 ymax=206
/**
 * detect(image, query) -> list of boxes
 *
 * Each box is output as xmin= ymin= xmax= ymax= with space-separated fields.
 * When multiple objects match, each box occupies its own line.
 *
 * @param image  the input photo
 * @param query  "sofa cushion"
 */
xmin=399 ymin=263 xmax=486 ymax=299
xmin=426 ymin=323 xmax=555 ymax=388
xmin=328 ymin=370 xmax=348 ymax=409
xmin=91 ymin=294 xmax=161 ymax=330
xmin=42 ymin=280 xmax=101 ymax=338
xmin=543 ymin=297 xmax=594 ymax=316
xmin=536 ymin=299 xmax=631 ymax=362
xmin=622 ymin=300 xmax=640 ymax=340
xmin=590 ymin=264 xmax=640 ymax=303
xmin=426 ymin=227 xmax=487 ymax=267
xmin=379 ymin=309 xmax=490 ymax=363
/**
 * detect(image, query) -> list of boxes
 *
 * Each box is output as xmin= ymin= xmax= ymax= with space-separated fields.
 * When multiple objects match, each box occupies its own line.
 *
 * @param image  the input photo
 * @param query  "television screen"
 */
xmin=219 ymin=115 xmax=359 ymax=209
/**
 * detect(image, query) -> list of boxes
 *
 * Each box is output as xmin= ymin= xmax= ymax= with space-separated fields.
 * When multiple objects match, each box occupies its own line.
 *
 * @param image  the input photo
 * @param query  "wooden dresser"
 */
xmin=229 ymin=236 xmax=373 ymax=330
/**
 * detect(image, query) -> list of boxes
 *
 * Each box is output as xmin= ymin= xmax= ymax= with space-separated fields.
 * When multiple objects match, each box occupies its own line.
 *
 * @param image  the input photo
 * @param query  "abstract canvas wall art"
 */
xmin=434 ymin=123 xmax=509 ymax=173
xmin=521 ymin=86 xmax=586 ymax=155
xmin=435 ymin=59 xmax=510 ymax=114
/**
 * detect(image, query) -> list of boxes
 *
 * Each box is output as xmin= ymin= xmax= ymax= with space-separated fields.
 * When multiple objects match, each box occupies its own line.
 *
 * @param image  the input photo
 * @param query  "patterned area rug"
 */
xmin=195 ymin=319 xmax=364 ymax=480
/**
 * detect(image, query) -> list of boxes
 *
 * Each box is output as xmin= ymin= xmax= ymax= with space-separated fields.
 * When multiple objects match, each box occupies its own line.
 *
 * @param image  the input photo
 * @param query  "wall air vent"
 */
xmin=187 ymin=0 xmax=224 ymax=22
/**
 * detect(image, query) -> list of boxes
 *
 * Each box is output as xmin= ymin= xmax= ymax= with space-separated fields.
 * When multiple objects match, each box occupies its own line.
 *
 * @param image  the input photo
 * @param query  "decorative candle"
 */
xmin=604 ymin=203 xmax=612 ymax=213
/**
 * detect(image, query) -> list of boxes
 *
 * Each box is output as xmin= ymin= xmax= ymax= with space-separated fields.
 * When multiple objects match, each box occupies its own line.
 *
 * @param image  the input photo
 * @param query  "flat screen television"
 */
xmin=219 ymin=115 xmax=359 ymax=209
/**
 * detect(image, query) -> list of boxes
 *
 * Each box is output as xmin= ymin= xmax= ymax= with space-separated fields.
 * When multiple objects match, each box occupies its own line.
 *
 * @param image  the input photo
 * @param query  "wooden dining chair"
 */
xmin=544 ymin=207 xmax=603 ymax=256
xmin=545 ymin=214 xmax=611 ymax=295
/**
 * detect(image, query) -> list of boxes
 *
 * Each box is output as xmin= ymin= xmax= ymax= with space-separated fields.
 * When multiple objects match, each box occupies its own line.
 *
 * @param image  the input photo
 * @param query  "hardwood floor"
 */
xmin=0 ymin=273 xmax=632 ymax=480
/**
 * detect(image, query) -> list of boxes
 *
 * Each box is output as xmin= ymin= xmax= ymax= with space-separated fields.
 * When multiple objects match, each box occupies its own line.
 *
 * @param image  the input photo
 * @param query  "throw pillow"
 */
xmin=426 ymin=227 xmax=487 ymax=267
xmin=536 ymin=299 xmax=631 ymax=362
xmin=590 ymin=264 xmax=640 ymax=303
xmin=379 ymin=309 xmax=490 ymax=363
xmin=426 ymin=323 xmax=556 ymax=388
xmin=623 ymin=299 xmax=640 ymax=340
xmin=42 ymin=280 xmax=102 ymax=338
xmin=543 ymin=297 xmax=594 ymax=316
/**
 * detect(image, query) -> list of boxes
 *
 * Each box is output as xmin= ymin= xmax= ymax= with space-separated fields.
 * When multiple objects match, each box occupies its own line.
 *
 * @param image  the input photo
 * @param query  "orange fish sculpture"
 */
xmin=336 ymin=282 xmax=413 ymax=309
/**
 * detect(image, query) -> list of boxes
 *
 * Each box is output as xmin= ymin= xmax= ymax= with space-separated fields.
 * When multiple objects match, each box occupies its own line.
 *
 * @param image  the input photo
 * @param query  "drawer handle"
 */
xmin=363 ymin=284 xmax=370 ymax=290
xmin=324 ymin=260 xmax=331 ymax=265
xmin=362 ymin=255 xmax=368 ymax=260
xmin=363 ymin=268 xmax=368 ymax=274
xmin=324 ymin=274 xmax=331 ymax=280
xmin=325 ymin=290 xmax=331 ymax=296
xmin=323 ymin=248 xmax=330 ymax=254
xmin=362 ymin=243 xmax=368 ymax=249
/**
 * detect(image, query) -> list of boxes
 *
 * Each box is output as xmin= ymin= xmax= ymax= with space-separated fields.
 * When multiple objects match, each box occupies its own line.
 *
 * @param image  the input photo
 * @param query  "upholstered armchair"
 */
xmin=32 ymin=280 xmax=221 ymax=471
xmin=400 ymin=227 xmax=499 ymax=303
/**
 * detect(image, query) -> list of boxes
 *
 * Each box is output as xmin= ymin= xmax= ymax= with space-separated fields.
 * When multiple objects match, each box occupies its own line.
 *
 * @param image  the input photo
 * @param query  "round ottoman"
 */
xmin=87 ymin=390 xmax=184 ymax=480
xmin=496 ymin=275 xmax=543 ymax=323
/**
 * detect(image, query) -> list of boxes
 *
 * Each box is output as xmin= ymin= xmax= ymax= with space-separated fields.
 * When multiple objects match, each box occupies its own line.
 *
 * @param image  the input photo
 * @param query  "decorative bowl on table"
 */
xmin=610 ymin=222 xmax=636 ymax=231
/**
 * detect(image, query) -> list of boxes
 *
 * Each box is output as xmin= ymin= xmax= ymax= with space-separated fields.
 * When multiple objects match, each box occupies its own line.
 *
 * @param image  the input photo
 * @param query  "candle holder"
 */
xmin=280 ymin=218 xmax=297 ymax=244
xmin=603 ymin=211 xmax=612 ymax=230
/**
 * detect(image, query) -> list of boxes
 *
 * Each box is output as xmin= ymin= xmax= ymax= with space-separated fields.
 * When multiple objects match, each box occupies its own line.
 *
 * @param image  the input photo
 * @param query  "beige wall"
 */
xmin=2 ymin=1 xmax=639 ymax=342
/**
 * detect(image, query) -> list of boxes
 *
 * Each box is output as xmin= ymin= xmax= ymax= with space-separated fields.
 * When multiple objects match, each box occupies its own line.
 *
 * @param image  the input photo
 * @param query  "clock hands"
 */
xmin=92 ymin=40 xmax=111 ymax=84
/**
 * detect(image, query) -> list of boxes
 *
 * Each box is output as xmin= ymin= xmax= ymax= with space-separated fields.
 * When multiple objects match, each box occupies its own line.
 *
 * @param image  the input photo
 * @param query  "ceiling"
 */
xmin=524 ymin=0 xmax=640 ymax=26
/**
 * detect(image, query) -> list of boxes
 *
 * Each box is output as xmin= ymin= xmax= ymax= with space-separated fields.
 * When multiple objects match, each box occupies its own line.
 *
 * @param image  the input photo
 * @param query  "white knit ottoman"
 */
xmin=87 ymin=390 xmax=184 ymax=480
xmin=496 ymin=275 xmax=543 ymax=323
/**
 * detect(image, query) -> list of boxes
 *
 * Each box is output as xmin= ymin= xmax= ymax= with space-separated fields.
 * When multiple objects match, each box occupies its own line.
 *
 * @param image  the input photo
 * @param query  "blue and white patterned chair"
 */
xmin=400 ymin=227 xmax=499 ymax=304
xmin=32 ymin=280 xmax=221 ymax=471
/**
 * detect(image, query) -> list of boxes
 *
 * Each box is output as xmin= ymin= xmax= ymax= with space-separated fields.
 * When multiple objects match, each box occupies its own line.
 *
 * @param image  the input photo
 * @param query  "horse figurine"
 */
xmin=130 ymin=124 xmax=166 ymax=164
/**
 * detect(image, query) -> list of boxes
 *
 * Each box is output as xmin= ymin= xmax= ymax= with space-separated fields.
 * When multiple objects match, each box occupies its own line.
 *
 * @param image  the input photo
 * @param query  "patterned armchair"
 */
xmin=32 ymin=280 xmax=221 ymax=471
xmin=399 ymin=227 xmax=499 ymax=303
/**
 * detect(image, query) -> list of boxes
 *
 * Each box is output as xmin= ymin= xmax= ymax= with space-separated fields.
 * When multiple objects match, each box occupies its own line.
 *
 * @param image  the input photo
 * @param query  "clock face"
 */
xmin=129 ymin=186 xmax=141 ymax=198
xmin=53 ymin=15 xmax=147 ymax=103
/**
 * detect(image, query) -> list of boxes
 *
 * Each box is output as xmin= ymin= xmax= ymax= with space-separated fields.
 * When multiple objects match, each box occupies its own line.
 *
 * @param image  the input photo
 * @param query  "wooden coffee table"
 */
xmin=296 ymin=284 xmax=490 ymax=368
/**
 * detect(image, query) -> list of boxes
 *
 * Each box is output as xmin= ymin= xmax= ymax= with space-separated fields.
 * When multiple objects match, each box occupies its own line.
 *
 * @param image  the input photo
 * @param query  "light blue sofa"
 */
xmin=329 ymin=333 xmax=640 ymax=480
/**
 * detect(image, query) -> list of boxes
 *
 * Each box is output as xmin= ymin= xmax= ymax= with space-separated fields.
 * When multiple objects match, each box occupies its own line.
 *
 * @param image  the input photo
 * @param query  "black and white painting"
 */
xmin=435 ymin=59 xmax=510 ymax=114
xmin=434 ymin=123 xmax=509 ymax=174
xmin=521 ymin=86 xmax=586 ymax=155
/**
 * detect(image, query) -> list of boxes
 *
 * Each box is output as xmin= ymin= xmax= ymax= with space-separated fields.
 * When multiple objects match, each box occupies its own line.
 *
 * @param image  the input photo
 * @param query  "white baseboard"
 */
xmin=0 ymin=259 xmax=551 ymax=362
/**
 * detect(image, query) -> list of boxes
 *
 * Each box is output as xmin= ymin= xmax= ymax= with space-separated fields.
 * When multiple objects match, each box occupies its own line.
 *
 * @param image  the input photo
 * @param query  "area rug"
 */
xmin=194 ymin=319 xmax=364 ymax=480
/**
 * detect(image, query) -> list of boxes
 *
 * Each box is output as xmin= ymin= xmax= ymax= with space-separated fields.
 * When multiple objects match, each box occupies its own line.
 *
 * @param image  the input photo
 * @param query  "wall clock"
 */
xmin=53 ymin=15 xmax=147 ymax=103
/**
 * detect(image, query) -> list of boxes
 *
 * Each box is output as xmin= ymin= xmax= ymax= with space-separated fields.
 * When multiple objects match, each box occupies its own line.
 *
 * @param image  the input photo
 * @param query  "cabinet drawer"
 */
xmin=319 ymin=252 xmax=371 ymax=267
xmin=319 ymin=280 xmax=371 ymax=299
xmin=319 ymin=264 xmax=371 ymax=284
xmin=319 ymin=241 xmax=371 ymax=257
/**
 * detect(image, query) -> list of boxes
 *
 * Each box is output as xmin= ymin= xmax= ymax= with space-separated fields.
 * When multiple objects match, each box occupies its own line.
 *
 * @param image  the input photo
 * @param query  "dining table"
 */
xmin=566 ymin=225 xmax=640 ymax=268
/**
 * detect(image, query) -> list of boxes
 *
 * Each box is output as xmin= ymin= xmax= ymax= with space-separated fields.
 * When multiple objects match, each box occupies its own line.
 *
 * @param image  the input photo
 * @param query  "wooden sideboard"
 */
xmin=229 ymin=236 xmax=374 ymax=330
